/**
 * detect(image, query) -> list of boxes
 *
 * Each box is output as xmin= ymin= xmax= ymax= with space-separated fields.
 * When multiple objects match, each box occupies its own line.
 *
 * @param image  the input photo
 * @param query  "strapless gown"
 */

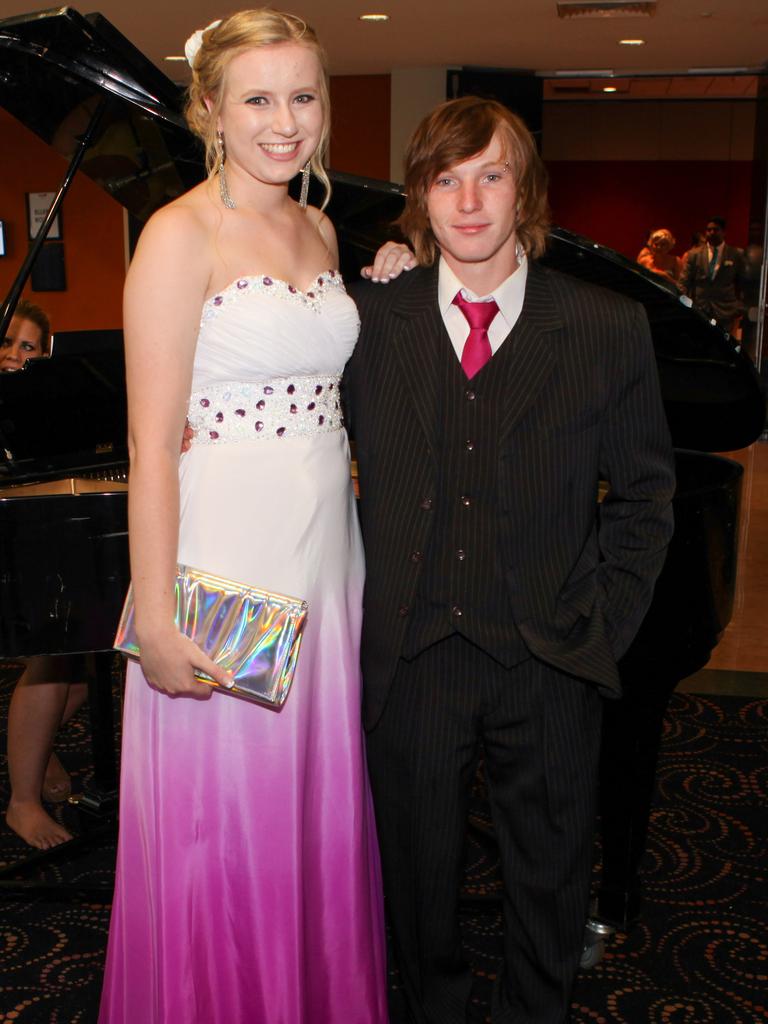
xmin=99 ymin=272 xmax=387 ymax=1024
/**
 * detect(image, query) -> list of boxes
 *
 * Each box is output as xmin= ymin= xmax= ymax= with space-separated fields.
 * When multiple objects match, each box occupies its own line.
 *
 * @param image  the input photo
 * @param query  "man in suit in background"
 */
xmin=681 ymin=216 xmax=745 ymax=333
xmin=346 ymin=96 xmax=675 ymax=1024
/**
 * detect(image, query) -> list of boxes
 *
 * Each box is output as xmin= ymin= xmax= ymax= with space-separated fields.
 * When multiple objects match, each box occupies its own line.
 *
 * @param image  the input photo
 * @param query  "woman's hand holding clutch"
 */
xmin=137 ymin=626 xmax=233 ymax=700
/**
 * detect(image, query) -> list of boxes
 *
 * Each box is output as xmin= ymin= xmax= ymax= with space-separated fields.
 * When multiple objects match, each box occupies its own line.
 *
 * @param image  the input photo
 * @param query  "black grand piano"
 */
xmin=0 ymin=7 xmax=765 ymax=920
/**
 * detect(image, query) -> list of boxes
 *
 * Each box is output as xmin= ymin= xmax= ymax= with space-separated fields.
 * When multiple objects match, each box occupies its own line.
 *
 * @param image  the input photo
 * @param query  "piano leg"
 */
xmin=593 ymin=450 xmax=743 ymax=931
xmin=594 ymin=667 xmax=679 ymax=930
xmin=72 ymin=651 xmax=119 ymax=815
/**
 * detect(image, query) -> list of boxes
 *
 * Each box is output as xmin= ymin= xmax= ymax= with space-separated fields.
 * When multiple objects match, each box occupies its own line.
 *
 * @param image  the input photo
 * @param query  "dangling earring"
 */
xmin=299 ymin=162 xmax=310 ymax=209
xmin=217 ymin=128 xmax=235 ymax=210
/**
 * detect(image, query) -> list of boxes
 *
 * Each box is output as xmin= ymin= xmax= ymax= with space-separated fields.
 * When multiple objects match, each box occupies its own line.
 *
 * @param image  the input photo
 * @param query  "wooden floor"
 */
xmin=680 ymin=438 xmax=768 ymax=698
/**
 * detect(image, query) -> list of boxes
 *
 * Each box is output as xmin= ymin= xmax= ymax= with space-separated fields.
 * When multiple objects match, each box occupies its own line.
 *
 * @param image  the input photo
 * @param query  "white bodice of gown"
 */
xmin=187 ymin=271 xmax=359 ymax=443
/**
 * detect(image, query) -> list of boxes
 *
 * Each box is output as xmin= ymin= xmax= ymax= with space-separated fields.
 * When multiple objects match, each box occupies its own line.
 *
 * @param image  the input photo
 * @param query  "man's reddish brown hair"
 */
xmin=398 ymin=96 xmax=550 ymax=266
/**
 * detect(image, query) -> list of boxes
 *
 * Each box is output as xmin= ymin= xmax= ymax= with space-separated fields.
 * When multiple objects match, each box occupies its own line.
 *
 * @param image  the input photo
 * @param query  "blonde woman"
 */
xmin=636 ymin=228 xmax=682 ymax=285
xmin=99 ymin=12 xmax=390 ymax=1022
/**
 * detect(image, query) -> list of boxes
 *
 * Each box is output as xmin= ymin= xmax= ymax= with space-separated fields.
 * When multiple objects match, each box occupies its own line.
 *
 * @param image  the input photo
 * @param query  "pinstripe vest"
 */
xmin=402 ymin=324 xmax=529 ymax=666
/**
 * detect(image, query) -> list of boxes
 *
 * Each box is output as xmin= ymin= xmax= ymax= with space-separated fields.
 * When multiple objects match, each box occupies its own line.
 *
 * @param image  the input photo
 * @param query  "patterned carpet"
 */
xmin=1 ymin=665 xmax=766 ymax=1023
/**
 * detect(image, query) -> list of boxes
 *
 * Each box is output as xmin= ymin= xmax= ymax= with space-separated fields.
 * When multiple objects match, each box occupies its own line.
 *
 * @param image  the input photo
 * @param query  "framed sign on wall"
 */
xmin=26 ymin=191 xmax=62 ymax=241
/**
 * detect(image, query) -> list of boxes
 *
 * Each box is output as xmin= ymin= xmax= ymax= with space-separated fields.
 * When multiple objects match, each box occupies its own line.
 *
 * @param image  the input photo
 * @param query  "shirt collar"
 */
xmin=438 ymin=250 xmax=528 ymax=323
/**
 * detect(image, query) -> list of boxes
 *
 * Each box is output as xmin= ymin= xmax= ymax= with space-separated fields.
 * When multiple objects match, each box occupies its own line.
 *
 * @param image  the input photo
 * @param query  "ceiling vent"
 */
xmin=556 ymin=1 xmax=657 ymax=17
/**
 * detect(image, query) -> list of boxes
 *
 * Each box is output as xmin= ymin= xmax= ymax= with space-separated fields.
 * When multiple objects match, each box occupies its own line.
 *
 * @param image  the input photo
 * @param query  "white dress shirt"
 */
xmin=438 ymin=253 xmax=528 ymax=364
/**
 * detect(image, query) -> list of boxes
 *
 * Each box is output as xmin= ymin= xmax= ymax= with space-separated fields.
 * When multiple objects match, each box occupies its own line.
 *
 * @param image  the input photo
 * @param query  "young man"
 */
xmin=347 ymin=97 xmax=675 ymax=1024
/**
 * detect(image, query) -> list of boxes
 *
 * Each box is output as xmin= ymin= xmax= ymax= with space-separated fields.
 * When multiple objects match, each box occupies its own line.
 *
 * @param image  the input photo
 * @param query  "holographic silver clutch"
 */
xmin=114 ymin=565 xmax=308 ymax=708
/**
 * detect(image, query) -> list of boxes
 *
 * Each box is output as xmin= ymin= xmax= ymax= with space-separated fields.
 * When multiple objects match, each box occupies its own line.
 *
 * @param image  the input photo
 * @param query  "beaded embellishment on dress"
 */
xmin=202 ymin=270 xmax=345 ymax=322
xmin=187 ymin=376 xmax=343 ymax=443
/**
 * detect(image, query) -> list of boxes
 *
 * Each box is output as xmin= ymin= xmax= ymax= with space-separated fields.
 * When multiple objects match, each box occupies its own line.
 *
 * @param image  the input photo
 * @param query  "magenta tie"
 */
xmin=452 ymin=292 xmax=499 ymax=379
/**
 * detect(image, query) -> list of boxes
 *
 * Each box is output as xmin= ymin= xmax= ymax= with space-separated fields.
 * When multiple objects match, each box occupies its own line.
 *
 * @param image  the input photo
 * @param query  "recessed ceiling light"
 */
xmin=164 ymin=55 xmax=187 ymax=61
xmin=554 ymin=68 xmax=615 ymax=76
xmin=603 ymin=86 xmax=618 ymax=92
xmin=687 ymin=65 xmax=749 ymax=73
xmin=359 ymin=13 xmax=390 ymax=21
xmin=557 ymin=1 xmax=656 ymax=17
xmin=619 ymin=38 xmax=646 ymax=45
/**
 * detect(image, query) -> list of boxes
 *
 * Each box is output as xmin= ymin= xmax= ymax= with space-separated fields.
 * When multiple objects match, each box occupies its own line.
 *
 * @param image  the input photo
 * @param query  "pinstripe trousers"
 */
xmin=366 ymin=634 xmax=603 ymax=1024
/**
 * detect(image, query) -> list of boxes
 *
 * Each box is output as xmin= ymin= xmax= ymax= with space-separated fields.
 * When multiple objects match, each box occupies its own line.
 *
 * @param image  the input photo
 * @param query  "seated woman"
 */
xmin=2 ymin=300 xmax=88 ymax=849
xmin=636 ymin=228 xmax=682 ymax=286
xmin=0 ymin=298 xmax=50 ymax=370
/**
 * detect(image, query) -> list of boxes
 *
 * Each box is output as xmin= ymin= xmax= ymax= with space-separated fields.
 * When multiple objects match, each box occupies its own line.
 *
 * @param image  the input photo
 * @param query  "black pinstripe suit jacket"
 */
xmin=346 ymin=261 xmax=675 ymax=730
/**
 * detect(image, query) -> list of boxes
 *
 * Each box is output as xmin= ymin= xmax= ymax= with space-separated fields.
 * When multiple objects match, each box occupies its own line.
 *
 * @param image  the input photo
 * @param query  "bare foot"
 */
xmin=5 ymin=800 xmax=73 ymax=849
xmin=42 ymin=751 xmax=71 ymax=803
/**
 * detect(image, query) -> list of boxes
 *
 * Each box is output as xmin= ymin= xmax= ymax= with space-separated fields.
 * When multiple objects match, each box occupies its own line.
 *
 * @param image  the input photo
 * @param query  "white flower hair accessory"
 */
xmin=184 ymin=19 xmax=222 ymax=69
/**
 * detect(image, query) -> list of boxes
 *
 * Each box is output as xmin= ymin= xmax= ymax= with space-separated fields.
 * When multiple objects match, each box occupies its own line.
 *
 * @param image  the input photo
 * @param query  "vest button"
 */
xmin=410 ymin=550 xmax=422 ymax=563
xmin=465 ymin=439 xmax=475 ymax=452
xmin=451 ymin=605 xmax=463 ymax=617
xmin=420 ymin=497 xmax=433 ymax=511
xmin=460 ymin=494 xmax=472 ymax=508
xmin=465 ymin=389 xmax=476 ymax=401
xmin=398 ymin=605 xmax=410 ymax=617
xmin=456 ymin=549 xmax=466 ymax=561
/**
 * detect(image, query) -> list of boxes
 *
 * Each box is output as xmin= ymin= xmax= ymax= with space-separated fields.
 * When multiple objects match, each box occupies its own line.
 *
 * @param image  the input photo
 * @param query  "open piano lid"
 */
xmin=1 ymin=8 xmax=764 ymax=455
xmin=0 ymin=6 xmax=203 ymax=219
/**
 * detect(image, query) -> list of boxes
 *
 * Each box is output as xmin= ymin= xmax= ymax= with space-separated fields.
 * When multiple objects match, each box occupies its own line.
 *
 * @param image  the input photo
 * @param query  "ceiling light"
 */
xmin=554 ymin=68 xmax=615 ymax=76
xmin=359 ymin=13 xmax=390 ymax=21
xmin=603 ymin=86 xmax=618 ymax=92
xmin=619 ymin=38 xmax=646 ymax=45
xmin=687 ymin=66 xmax=749 ymax=73
xmin=164 ymin=55 xmax=187 ymax=61
xmin=557 ymin=1 xmax=657 ymax=17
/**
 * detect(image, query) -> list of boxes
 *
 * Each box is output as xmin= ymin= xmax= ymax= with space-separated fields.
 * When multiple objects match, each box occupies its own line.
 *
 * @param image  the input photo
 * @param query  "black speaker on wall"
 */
xmin=447 ymin=69 xmax=543 ymax=149
xmin=31 ymin=241 xmax=67 ymax=292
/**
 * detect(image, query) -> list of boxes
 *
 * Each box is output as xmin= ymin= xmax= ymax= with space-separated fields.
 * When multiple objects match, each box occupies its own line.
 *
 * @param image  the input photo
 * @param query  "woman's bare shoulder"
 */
xmin=140 ymin=184 xmax=214 ymax=248
xmin=305 ymin=204 xmax=338 ymax=263
xmin=126 ymin=184 xmax=219 ymax=303
xmin=305 ymin=203 xmax=335 ymax=233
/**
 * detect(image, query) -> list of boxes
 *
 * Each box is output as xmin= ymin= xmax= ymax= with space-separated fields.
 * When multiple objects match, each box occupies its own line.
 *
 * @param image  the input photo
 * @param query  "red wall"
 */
xmin=0 ymin=109 xmax=125 ymax=332
xmin=546 ymin=160 xmax=753 ymax=260
xmin=329 ymin=76 xmax=391 ymax=180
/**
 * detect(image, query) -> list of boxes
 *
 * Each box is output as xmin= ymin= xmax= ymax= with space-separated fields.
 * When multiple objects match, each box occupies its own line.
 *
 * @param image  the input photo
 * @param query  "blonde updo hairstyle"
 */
xmin=185 ymin=9 xmax=331 ymax=207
